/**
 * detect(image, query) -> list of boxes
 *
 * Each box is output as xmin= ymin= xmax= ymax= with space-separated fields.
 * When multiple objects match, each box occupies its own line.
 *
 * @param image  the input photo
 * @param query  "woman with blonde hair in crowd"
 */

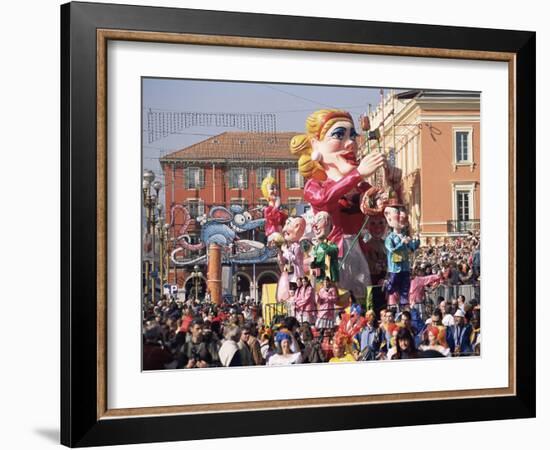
xmin=290 ymin=109 xmax=385 ymax=299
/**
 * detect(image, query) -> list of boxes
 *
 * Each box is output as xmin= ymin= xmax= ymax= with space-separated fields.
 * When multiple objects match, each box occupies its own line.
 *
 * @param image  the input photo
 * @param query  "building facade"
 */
xmin=159 ymin=131 xmax=302 ymax=299
xmin=367 ymin=90 xmax=481 ymax=243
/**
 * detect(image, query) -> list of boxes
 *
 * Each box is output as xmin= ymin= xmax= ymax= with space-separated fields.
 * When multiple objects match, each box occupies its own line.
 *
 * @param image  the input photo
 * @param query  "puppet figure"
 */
xmin=383 ymin=199 xmax=420 ymax=309
xmin=290 ymin=109 xmax=385 ymax=299
xmin=280 ymin=216 xmax=307 ymax=283
xmin=310 ymin=211 xmax=339 ymax=283
xmin=261 ymin=175 xmax=288 ymax=241
xmin=364 ymin=212 xmax=388 ymax=286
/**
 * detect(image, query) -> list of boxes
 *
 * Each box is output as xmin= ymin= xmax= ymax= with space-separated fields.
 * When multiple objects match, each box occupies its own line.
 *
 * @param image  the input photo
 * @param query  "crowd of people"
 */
xmin=143 ymin=260 xmax=480 ymax=371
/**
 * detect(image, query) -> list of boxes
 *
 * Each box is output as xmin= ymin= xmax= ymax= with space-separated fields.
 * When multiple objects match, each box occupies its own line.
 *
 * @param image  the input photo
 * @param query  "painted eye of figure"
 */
xmin=234 ymin=214 xmax=246 ymax=226
xmin=329 ymin=126 xmax=358 ymax=140
xmin=243 ymin=212 xmax=252 ymax=221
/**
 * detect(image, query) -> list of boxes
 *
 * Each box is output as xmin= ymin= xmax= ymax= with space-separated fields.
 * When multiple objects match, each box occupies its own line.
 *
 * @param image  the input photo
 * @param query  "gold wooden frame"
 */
xmin=96 ymin=29 xmax=516 ymax=420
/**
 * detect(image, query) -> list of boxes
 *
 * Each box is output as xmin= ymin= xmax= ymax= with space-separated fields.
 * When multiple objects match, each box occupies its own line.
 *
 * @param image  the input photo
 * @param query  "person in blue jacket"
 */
xmin=383 ymin=199 xmax=420 ymax=311
xmin=446 ymin=309 xmax=474 ymax=356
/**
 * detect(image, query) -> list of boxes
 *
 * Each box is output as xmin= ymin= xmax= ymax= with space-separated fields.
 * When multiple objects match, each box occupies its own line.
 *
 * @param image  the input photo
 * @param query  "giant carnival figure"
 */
xmin=383 ymin=198 xmax=420 ymax=311
xmin=289 ymin=109 xmax=386 ymax=299
xmin=276 ymin=216 xmax=306 ymax=302
xmin=261 ymin=175 xmax=288 ymax=242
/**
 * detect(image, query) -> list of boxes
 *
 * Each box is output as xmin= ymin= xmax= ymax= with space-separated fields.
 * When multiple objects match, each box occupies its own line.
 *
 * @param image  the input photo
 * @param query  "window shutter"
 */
xmin=184 ymin=167 xmax=189 ymax=189
xmin=199 ymin=168 xmax=205 ymax=188
xmin=242 ymin=169 xmax=248 ymax=189
xmin=198 ymin=200 xmax=205 ymax=216
xmin=285 ymin=168 xmax=290 ymax=189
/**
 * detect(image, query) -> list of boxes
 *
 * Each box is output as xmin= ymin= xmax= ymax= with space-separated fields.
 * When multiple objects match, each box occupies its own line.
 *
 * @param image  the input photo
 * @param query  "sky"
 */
xmin=142 ymin=78 xmax=406 ymax=191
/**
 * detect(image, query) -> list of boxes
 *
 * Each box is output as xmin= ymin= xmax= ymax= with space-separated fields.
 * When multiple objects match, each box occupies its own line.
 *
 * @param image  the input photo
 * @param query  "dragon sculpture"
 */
xmin=170 ymin=204 xmax=276 ymax=266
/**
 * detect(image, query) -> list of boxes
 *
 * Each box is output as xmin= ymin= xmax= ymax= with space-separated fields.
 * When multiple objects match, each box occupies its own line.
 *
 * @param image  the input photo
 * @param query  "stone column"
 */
xmin=207 ymin=243 xmax=222 ymax=305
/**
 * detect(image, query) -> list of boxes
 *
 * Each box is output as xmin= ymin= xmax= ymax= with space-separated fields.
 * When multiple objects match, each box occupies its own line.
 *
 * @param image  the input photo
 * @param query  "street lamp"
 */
xmin=142 ymin=169 xmax=162 ymax=304
xmin=192 ymin=264 xmax=202 ymax=302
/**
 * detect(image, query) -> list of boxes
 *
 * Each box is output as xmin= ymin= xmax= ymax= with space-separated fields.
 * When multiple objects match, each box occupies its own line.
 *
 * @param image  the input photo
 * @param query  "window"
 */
xmin=229 ymin=167 xmax=248 ymax=189
xmin=456 ymin=190 xmax=471 ymax=222
xmin=256 ymin=167 xmax=274 ymax=187
xmin=257 ymin=198 xmax=269 ymax=208
xmin=287 ymin=197 xmax=302 ymax=215
xmin=453 ymin=128 xmax=473 ymax=164
xmin=184 ymin=167 xmax=204 ymax=189
xmin=186 ymin=199 xmax=205 ymax=218
xmin=452 ymin=182 xmax=476 ymax=233
xmin=285 ymin=168 xmax=304 ymax=189
xmin=230 ymin=198 xmax=248 ymax=211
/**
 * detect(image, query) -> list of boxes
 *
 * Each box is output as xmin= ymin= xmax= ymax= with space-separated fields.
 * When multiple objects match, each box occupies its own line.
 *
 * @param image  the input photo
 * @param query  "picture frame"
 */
xmin=61 ymin=1 xmax=535 ymax=447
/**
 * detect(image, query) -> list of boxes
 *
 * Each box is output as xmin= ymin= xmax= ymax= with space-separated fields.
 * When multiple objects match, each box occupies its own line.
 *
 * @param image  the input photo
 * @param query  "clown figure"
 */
xmin=280 ymin=216 xmax=306 ymax=283
xmin=383 ymin=199 xmax=420 ymax=310
xmin=310 ymin=211 xmax=339 ymax=284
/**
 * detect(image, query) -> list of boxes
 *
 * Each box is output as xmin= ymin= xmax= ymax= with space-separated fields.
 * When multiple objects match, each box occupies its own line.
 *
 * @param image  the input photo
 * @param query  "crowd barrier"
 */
xmin=262 ymin=283 xmax=479 ymax=325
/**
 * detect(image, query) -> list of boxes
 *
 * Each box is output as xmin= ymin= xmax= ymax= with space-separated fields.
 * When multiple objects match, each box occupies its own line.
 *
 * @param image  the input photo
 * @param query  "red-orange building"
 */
xmin=367 ymin=90 xmax=481 ymax=243
xmin=160 ymin=131 xmax=303 ymax=298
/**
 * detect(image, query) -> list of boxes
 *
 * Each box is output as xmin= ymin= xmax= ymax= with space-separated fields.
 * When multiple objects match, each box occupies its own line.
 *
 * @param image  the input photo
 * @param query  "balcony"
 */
xmin=446 ymin=219 xmax=480 ymax=233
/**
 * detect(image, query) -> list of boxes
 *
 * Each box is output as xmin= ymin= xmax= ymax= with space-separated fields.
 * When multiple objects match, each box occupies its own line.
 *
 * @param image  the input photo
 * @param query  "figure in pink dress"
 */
xmin=261 ymin=175 xmax=288 ymax=240
xmin=276 ymin=216 xmax=306 ymax=302
xmin=315 ymin=277 xmax=339 ymax=331
xmin=290 ymin=109 xmax=386 ymax=299
xmin=294 ymin=276 xmax=316 ymax=324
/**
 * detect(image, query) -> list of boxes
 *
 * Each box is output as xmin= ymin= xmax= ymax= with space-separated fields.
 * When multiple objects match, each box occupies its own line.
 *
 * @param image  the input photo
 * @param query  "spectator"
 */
xmin=143 ymin=324 xmax=174 ymax=370
xmin=267 ymin=331 xmax=303 ymax=365
xmin=177 ymin=318 xmax=219 ymax=369
xmin=419 ymin=326 xmax=450 ymax=356
xmin=218 ymin=325 xmax=242 ymax=367
xmin=446 ymin=310 xmax=474 ymax=356
xmin=389 ymin=327 xmax=418 ymax=360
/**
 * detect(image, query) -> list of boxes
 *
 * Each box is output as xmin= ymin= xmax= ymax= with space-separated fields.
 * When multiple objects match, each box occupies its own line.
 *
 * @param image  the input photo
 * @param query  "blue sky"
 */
xmin=142 ymin=78 xmax=403 ymax=189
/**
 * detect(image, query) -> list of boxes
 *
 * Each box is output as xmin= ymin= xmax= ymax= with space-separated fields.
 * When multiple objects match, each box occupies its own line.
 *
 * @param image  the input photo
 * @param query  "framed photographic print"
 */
xmin=61 ymin=1 xmax=535 ymax=447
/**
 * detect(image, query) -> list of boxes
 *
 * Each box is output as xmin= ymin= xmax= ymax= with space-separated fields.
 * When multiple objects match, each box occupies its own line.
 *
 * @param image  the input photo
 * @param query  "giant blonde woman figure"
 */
xmin=290 ymin=109 xmax=386 ymax=299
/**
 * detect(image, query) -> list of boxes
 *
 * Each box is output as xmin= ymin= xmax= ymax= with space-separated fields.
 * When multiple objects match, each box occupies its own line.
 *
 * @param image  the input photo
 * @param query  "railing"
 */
xmin=425 ymin=283 xmax=480 ymax=303
xmin=446 ymin=219 xmax=480 ymax=233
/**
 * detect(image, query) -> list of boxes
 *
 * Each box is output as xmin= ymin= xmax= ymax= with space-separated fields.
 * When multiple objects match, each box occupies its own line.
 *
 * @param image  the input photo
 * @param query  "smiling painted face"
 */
xmin=384 ymin=206 xmax=409 ymax=232
xmin=312 ymin=120 xmax=359 ymax=180
xmin=283 ymin=217 xmax=306 ymax=243
xmin=312 ymin=211 xmax=332 ymax=240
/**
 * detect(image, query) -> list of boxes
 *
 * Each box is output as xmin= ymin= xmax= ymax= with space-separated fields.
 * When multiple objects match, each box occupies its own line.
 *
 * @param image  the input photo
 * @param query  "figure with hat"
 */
xmin=383 ymin=197 xmax=420 ymax=311
xmin=289 ymin=109 xmax=386 ymax=300
xmin=446 ymin=309 xmax=474 ymax=356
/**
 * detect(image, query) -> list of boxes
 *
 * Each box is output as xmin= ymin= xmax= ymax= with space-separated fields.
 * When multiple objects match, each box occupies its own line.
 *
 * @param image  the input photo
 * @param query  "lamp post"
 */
xmin=192 ymin=264 xmax=202 ymax=302
xmin=142 ymin=169 xmax=163 ymax=304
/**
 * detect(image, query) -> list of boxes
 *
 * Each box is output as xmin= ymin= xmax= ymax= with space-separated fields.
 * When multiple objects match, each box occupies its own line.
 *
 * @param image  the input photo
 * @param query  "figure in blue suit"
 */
xmin=383 ymin=200 xmax=420 ymax=310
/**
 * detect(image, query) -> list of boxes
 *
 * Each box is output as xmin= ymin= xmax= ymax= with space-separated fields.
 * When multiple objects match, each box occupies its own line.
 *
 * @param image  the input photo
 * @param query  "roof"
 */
xmin=396 ymin=89 xmax=480 ymax=100
xmin=160 ymin=131 xmax=300 ymax=163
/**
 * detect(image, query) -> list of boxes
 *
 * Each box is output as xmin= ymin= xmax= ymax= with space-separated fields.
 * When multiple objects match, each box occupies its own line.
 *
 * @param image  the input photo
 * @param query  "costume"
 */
xmin=264 ymin=205 xmax=287 ymax=237
xmin=267 ymin=352 xmax=303 ymax=365
xmin=328 ymin=354 xmax=356 ymax=363
xmin=304 ymin=169 xmax=372 ymax=297
xmin=310 ymin=240 xmax=339 ymax=282
xmin=385 ymin=231 xmax=420 ymax=305
xmin=295 ymin=284 xmax=316 ymax=324
xmin=409 ymin=274 xmax=441 ymax=305
xmin=281 ymin=242 xmax=304 ymax=283
xmin=315 ymin=286 xmax=339 ymax=329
